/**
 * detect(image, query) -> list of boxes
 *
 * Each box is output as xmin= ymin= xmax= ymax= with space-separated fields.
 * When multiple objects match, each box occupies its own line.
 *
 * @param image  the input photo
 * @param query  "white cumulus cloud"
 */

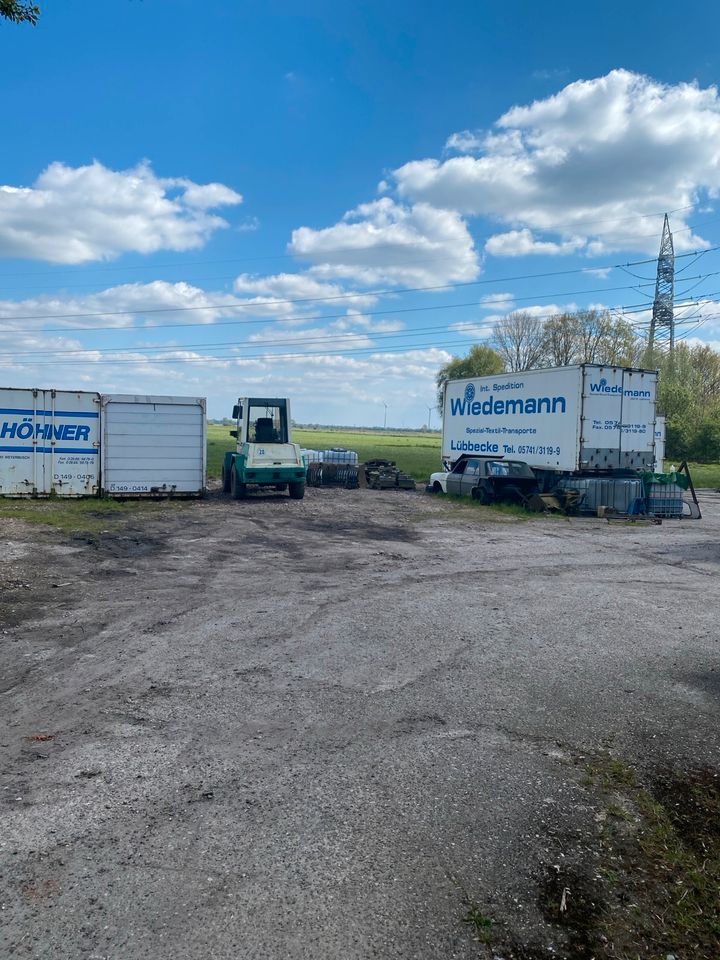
xmin=0 ymin=281 xmax=245 ymax=330
xmin=289 ymin=197 xmax=479 ymax=286
xmin=232 ymin=272 xmax=379 ymax=317
xmin=394 ymin=70 xmax=720 ymax=255
xmin=0 ymin=161 xmax=243 ymax=264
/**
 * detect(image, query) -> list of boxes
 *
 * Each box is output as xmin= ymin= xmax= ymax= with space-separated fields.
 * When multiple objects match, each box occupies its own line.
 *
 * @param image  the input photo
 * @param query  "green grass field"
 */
xmin=1 ymin=428 xmax=716 ymax=534
xmin=207 ymin=424 xmax=443 ymax=481
xmin=209 ymin=423 xmax=720 ymax=487
xmin=678 ymin=462 xmax=720 ymax=488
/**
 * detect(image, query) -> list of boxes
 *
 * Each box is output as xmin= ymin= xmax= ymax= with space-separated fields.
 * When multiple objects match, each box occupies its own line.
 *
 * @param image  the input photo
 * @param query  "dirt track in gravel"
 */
xmin=1 ymin=487 xmax=719 ymax=959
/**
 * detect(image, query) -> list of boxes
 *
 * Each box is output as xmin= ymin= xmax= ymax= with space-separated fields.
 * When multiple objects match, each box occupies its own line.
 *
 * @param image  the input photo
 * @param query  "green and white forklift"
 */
xmin=221 ymin=397 xmax=306 ymax=500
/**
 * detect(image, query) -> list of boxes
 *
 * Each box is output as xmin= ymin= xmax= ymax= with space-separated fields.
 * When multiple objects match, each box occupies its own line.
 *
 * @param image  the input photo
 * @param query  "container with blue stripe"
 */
xmin=0 ymin=387 xmax=100 ymax=496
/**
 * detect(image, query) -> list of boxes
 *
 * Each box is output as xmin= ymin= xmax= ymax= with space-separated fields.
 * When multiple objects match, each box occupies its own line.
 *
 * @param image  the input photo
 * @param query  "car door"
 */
xmin=445 ymin=458 xmax=467 ymax=495
xmin=460 ymin=459 xmax=481 ymax=497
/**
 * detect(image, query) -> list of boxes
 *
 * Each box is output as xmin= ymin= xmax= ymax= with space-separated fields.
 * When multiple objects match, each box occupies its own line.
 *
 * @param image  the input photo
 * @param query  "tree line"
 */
xmin=436 ymin=309 xmax=720 ymax=463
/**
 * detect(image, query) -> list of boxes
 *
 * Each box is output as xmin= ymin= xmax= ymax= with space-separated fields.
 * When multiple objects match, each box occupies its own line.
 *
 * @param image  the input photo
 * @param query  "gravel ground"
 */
xmin=1 ymin=487 xmax=719 ymax=959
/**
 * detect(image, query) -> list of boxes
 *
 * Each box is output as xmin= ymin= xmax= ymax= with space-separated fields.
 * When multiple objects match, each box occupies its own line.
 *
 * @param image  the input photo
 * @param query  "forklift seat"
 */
xmin=255 ymin=418 xmax=278 ymax=442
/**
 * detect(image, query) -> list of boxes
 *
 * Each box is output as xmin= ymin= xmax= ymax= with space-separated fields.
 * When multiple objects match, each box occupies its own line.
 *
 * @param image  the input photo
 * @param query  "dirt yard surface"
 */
xmin=1 ymin=488 xmax=719 ymax=959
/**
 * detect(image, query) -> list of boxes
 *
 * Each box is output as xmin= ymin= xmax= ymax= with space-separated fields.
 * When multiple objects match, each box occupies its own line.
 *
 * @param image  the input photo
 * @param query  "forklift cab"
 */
xmin=232 ymin=398 xmax=291 ymax=447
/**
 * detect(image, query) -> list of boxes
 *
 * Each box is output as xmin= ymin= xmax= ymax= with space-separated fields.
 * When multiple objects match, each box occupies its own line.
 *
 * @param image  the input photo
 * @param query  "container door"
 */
xmin=0 ymin=388 xmax=42 ymax=496
xmin=617 ymin=369 xmax=657 ymax=471
xmin=580 ymin=367 xmax=625 ymax=470
xmin=102 ymin=395 xmax=206 ymax=495
xmin=580 ymin=367 xmax=657 ymax=471
xmin=46 ymin=390 xmax=101 ymax=496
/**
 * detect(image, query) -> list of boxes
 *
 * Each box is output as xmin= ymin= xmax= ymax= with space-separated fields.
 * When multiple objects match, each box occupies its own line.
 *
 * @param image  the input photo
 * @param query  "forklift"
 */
xmin=221 ymin=397 xmax=306 ymax=500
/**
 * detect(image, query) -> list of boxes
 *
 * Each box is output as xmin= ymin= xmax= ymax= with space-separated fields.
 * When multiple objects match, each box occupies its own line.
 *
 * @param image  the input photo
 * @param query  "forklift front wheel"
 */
xmin=230 ymin=465 xmax=247 ymax=500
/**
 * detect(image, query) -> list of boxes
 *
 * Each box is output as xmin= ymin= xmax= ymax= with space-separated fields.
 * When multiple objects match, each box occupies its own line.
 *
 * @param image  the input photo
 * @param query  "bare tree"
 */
xmin=574 ymin=309 xmax=614 ymax=362
xmin=491 ymin=311 xmax=546 ymax=371
xmin=542 ymin=309 xmax=641 ymax=367
xmin=542 ymin=312 xmax=581 ymax=366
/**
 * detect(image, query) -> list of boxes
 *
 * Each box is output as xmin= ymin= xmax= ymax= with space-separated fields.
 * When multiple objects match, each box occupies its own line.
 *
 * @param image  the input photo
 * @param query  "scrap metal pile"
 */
xmin=306 ymin=461 xmax=360 ymax=488
xmin=303 ymin=448 xmax=359 ymax=488
xmin=363 ymin=459 xmax=416 ymax=491
xmin=301 ymin=449 xmax=416 ymax=491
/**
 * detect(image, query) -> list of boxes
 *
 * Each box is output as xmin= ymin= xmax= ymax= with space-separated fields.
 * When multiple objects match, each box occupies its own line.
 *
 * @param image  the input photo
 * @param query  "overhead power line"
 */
xmin=2 ymin=247 xmax=720 ymax=328
xmin=4 ymin=288 xmax=718 ymax=361
xmin=0 ymin=202 xmax=701 ymax=285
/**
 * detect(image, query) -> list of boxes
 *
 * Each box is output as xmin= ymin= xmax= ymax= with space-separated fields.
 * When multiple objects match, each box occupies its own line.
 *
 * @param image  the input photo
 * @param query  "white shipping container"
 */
xmin=0 ymin=387 xmax=100 ymax=497
xmin=101 ymin=394 xmax=206 ymax=497
xmin=441 ymin=365 xmax=657 ymax=473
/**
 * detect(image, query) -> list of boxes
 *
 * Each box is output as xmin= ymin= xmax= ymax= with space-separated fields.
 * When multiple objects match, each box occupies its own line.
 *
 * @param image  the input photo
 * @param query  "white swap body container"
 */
xmin=101 ymin=394 xmax=206 ymax=497
xmin=0 ymin=387 xmax=100 ymax=497
xmin=441 ymin=364 xmax=657 ymax=474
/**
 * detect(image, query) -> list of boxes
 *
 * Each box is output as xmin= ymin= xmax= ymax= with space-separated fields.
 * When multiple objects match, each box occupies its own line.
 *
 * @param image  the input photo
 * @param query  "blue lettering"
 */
xmin=0 ymin=421 xmax=18 ymax=438
xmin=589 ymin=381 xmax=651 ymax=399
xmin=16 ymin=422 xmax=33 ymax=440
xmin=449 ymin=394 xmax=567 ymax=417
xmin=76 ymin=425 xmax=90 ymax=442
xmin=450 ymin=439 xmax=500 ymax=453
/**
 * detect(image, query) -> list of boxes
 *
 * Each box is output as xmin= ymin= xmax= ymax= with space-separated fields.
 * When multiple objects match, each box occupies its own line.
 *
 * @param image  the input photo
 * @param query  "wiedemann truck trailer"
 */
xmin=441 ymin=364 xmax=658 ymax=485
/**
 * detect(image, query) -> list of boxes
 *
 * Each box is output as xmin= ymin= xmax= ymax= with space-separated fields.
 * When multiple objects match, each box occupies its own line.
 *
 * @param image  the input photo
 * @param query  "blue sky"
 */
xmin=3 ymin=0 xmax=720 ymax=425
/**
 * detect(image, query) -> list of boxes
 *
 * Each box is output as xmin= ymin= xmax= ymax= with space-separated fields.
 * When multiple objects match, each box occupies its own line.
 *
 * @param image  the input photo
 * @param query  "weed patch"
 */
xmin=0 ymin=497 xmax=189 ymax=535
xmin=459 ymin=755 xmax=720 ymax=959
xmin=462 ymin=901 xmax=494 ymax=944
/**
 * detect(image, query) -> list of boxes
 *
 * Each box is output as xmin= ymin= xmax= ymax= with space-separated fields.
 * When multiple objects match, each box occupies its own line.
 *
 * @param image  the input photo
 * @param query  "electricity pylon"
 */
xmin=647 ymin=213 xmax=675 ymax=357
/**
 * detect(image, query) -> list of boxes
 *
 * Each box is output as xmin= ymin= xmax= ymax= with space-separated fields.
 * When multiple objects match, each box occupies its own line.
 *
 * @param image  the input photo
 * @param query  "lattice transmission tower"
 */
xmin=647 ymin=213 xmax=675 ymax=355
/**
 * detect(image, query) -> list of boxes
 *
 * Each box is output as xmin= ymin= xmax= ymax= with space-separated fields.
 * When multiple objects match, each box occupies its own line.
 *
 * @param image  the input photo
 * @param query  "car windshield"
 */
xmin=487 ymin=461 xmax=532 ymax=478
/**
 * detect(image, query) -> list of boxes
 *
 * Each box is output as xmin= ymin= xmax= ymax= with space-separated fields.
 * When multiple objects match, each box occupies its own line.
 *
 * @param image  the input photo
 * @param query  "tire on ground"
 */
xmin=221 ymin=463 xmax=231 ymax=494
xmin=288 ymin=481 xmax=305 ymax=500
xmin=230 ymin=465 xmax=247 ymax=500
xmin=472 ymin=486 xmax=493 ymax=505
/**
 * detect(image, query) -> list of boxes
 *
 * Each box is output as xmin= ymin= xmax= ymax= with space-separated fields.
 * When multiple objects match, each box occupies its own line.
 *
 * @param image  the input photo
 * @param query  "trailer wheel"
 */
xmin=288 ymin=481 xmax=305 ymax=500
xmin=230 ymin=465 xmax=247 ymax=500
xmin=221 ymin=464 xmax=231 ymax=494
